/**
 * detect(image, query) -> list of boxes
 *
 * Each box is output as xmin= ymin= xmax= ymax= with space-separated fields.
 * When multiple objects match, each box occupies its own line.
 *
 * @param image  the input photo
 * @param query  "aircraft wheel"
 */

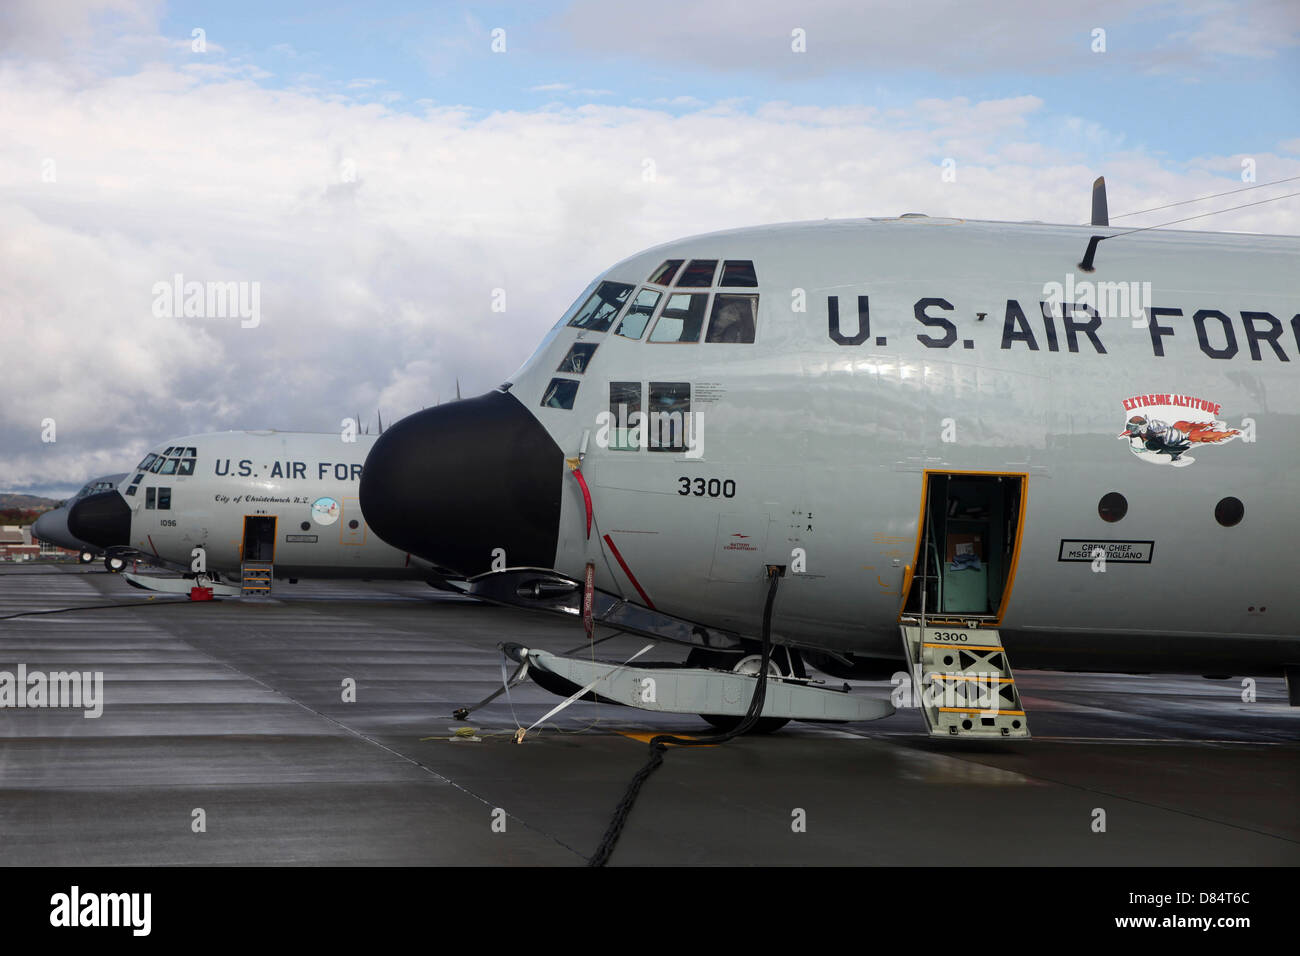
xmin=78 ymin=551 xmax=95 ymax=564
xmin=698 ymin=653 xmax=791 ymax=734
xmin=104 ymin=556 xmax=126 ymax=573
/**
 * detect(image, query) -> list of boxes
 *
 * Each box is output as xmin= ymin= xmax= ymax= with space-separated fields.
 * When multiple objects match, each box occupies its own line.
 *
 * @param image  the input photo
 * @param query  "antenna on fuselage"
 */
xmin=1078 ymin=174 xmax=1300 ymax=272
xmin=1090 ymin=176 xmax=1109 ymax=227
xmin=1078 ymin=176 xmax=1108 ymax=272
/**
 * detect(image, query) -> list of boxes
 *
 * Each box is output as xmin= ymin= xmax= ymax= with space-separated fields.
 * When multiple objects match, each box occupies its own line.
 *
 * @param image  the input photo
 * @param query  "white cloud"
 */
xmin=2 ymin=54 xmax=1297 ymax=493
xmin=550 ymin=0 xmax=1299 ymax=75
xmin=1170 ymin=0 xmax=1300 ymax=59
xmin=528 ymin=83 xmax=613 ymax=98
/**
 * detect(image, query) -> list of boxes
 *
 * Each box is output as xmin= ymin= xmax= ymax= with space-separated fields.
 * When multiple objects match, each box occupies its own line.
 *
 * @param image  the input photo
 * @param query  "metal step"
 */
xmin=240 ymin=562 xmax=273 ymax=597
xmin=899 ymin=624 xmax=1029 ymax=738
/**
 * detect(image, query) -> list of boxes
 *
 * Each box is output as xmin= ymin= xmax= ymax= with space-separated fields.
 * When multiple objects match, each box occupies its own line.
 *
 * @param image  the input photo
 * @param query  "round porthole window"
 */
xmin=1098 ymin=492 xmax=1127 ymax=523
xmin=1214 ymin=496 xmax=1244 ymax=527
xmin=348 ymin=519 xmax=359 ymax=530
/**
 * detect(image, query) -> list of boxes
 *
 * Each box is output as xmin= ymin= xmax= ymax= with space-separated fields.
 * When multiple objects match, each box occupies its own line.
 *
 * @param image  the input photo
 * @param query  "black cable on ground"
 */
xmin=0 ymin=598 xmax=192 ymax=621
xmin=0 ymin=569 xmax=101 ymax=576
xmin=587 ymin=567 xmax=783 ymax=867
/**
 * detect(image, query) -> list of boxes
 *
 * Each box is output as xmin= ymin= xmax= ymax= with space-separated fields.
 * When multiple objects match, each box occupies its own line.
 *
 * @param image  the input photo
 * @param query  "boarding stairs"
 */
xmin=899 ymin=624 xmax=1029 ymax=738
xmin=240 ymin=561 xmax=273 ymax=597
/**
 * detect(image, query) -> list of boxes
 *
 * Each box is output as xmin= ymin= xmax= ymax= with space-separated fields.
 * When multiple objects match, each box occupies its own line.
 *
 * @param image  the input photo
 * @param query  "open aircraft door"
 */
xmin=898 ymin=471 xmax=1030 ymax=739
xmin=900 ymin=471 xmax=1027 ymax=624
xmin=239 ymin=515 xmax=276 ymax=596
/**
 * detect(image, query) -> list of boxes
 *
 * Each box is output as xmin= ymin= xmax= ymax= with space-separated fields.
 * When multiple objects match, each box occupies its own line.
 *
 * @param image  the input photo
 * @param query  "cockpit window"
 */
xmin=609 ymin=382 xmax=642 ymax=451
xmin=648 ymin=293 xmax=708 ymax=343
xmin=566 ymin=281 xmax=634 ymax=332
xmin=614 ymin=288 xmax=662 ymax=340
xmin=647 ymin=382 xmax=691 ymax=452
xmin=557 ymin=342 xmax=598 ymax=374
xmin=719 ymin=260 xmax=758 ymax=287
xmin=540 ymin=378 xmax=580 ymax=410
xmin=675 ymin=259 xmax=718 ymax=287
xmin=705 ymin=294 xmax=758 ymax=343
xmin=647 ymin=260 xmax=683 ymax=285
xmin=146 ymin=447 xmax=197 ymax=477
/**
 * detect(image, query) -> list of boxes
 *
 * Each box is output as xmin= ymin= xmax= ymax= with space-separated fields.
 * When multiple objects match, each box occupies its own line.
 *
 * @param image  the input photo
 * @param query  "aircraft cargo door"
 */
xmin=900 ymin=471 xmax=1026 ymax=623
xmin=241 ymin=516 xmax=277 ymax=562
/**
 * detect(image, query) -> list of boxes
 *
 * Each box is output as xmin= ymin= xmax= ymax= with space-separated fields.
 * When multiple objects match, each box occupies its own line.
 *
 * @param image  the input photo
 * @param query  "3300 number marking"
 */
xmin=677 ymin=477 xmax=736 ymax=498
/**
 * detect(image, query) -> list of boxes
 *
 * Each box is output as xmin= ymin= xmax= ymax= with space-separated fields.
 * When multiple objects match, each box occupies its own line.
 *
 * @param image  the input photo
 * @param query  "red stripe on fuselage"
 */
xmin=602 ymin=533 xmax=655 ymax=609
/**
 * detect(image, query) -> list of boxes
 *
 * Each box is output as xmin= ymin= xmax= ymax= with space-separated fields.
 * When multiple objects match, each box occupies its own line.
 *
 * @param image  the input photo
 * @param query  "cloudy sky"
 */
xmin=2 ymin=0 xmax=1298 ymax=496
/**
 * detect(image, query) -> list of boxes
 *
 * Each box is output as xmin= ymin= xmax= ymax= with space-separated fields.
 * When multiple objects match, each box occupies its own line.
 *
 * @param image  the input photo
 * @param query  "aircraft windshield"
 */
xmin=614 ymin=288 xmax=662 ymax=340
xmin=631 ymin=260 xmax=759 ymax=343
xmin=566 ymin=281 xmax=633 ymax=332
xmin=648 ymin=293 xmax=708 ymax=343
xmin=147 ymin=447 xmax=197 ymax=476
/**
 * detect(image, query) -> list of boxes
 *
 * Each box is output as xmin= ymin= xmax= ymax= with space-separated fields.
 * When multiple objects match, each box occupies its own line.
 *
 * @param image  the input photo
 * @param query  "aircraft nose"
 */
xmin=68 ymin=491 xmax=132 ymax=550
xmin=32 ymin=509 xmax=64 ymax=546
xmin=360 ymin=389 xmax=565 ymax=576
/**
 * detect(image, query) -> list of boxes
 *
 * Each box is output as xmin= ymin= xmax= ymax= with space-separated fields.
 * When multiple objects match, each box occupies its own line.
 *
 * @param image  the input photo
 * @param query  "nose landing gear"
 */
xmin=689 ymin=649 xmax=795 ymax=734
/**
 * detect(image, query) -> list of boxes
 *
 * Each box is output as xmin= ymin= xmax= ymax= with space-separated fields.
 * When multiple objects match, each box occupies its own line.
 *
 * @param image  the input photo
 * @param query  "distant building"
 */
xmin=1 ymin=525 xmax=43 ymax=561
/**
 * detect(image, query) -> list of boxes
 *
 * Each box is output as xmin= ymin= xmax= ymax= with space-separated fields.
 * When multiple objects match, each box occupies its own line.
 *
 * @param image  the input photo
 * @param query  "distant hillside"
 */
xmin=0 ymin=493 xmax=60 ymax=512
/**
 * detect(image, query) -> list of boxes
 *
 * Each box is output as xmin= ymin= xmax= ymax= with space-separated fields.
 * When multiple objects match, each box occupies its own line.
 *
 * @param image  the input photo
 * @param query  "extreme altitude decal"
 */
xmin=1118 ymin=394 xmax=1242 ymax=467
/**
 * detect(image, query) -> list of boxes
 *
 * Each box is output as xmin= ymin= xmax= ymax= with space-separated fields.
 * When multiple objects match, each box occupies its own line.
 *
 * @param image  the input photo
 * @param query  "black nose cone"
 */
xmin=68 ymin=491 xmax=132 ymax=549
xmin=361 ymin=389 xmax=564 ymax=576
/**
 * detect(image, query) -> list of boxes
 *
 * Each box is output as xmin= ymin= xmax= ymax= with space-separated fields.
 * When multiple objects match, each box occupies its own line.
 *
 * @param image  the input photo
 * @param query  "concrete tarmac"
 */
xmin=0 ymin=563 xmax=1295 ymax=865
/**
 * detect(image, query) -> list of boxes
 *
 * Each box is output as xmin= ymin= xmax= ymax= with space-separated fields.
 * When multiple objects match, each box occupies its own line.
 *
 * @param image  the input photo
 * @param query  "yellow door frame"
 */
xmin=898 ymin=469 xmax=1028 ymax=625
xmin=240 ymin=515 xmax=278 ymax=563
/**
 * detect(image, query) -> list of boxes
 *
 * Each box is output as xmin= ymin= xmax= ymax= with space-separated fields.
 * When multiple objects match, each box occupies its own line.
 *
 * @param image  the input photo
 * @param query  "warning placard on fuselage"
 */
xmin=1057 ymin=539 xmax=1154 ymax=563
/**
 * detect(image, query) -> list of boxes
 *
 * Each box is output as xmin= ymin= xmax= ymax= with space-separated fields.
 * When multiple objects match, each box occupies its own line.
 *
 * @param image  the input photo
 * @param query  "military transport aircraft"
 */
xmin=31 ymin=473 xmax=128 ymax=563
xmin=359 ymin=183 xmax=1300 ymax=736
xmin=68 ymin=430 xmax=441 ymax=596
